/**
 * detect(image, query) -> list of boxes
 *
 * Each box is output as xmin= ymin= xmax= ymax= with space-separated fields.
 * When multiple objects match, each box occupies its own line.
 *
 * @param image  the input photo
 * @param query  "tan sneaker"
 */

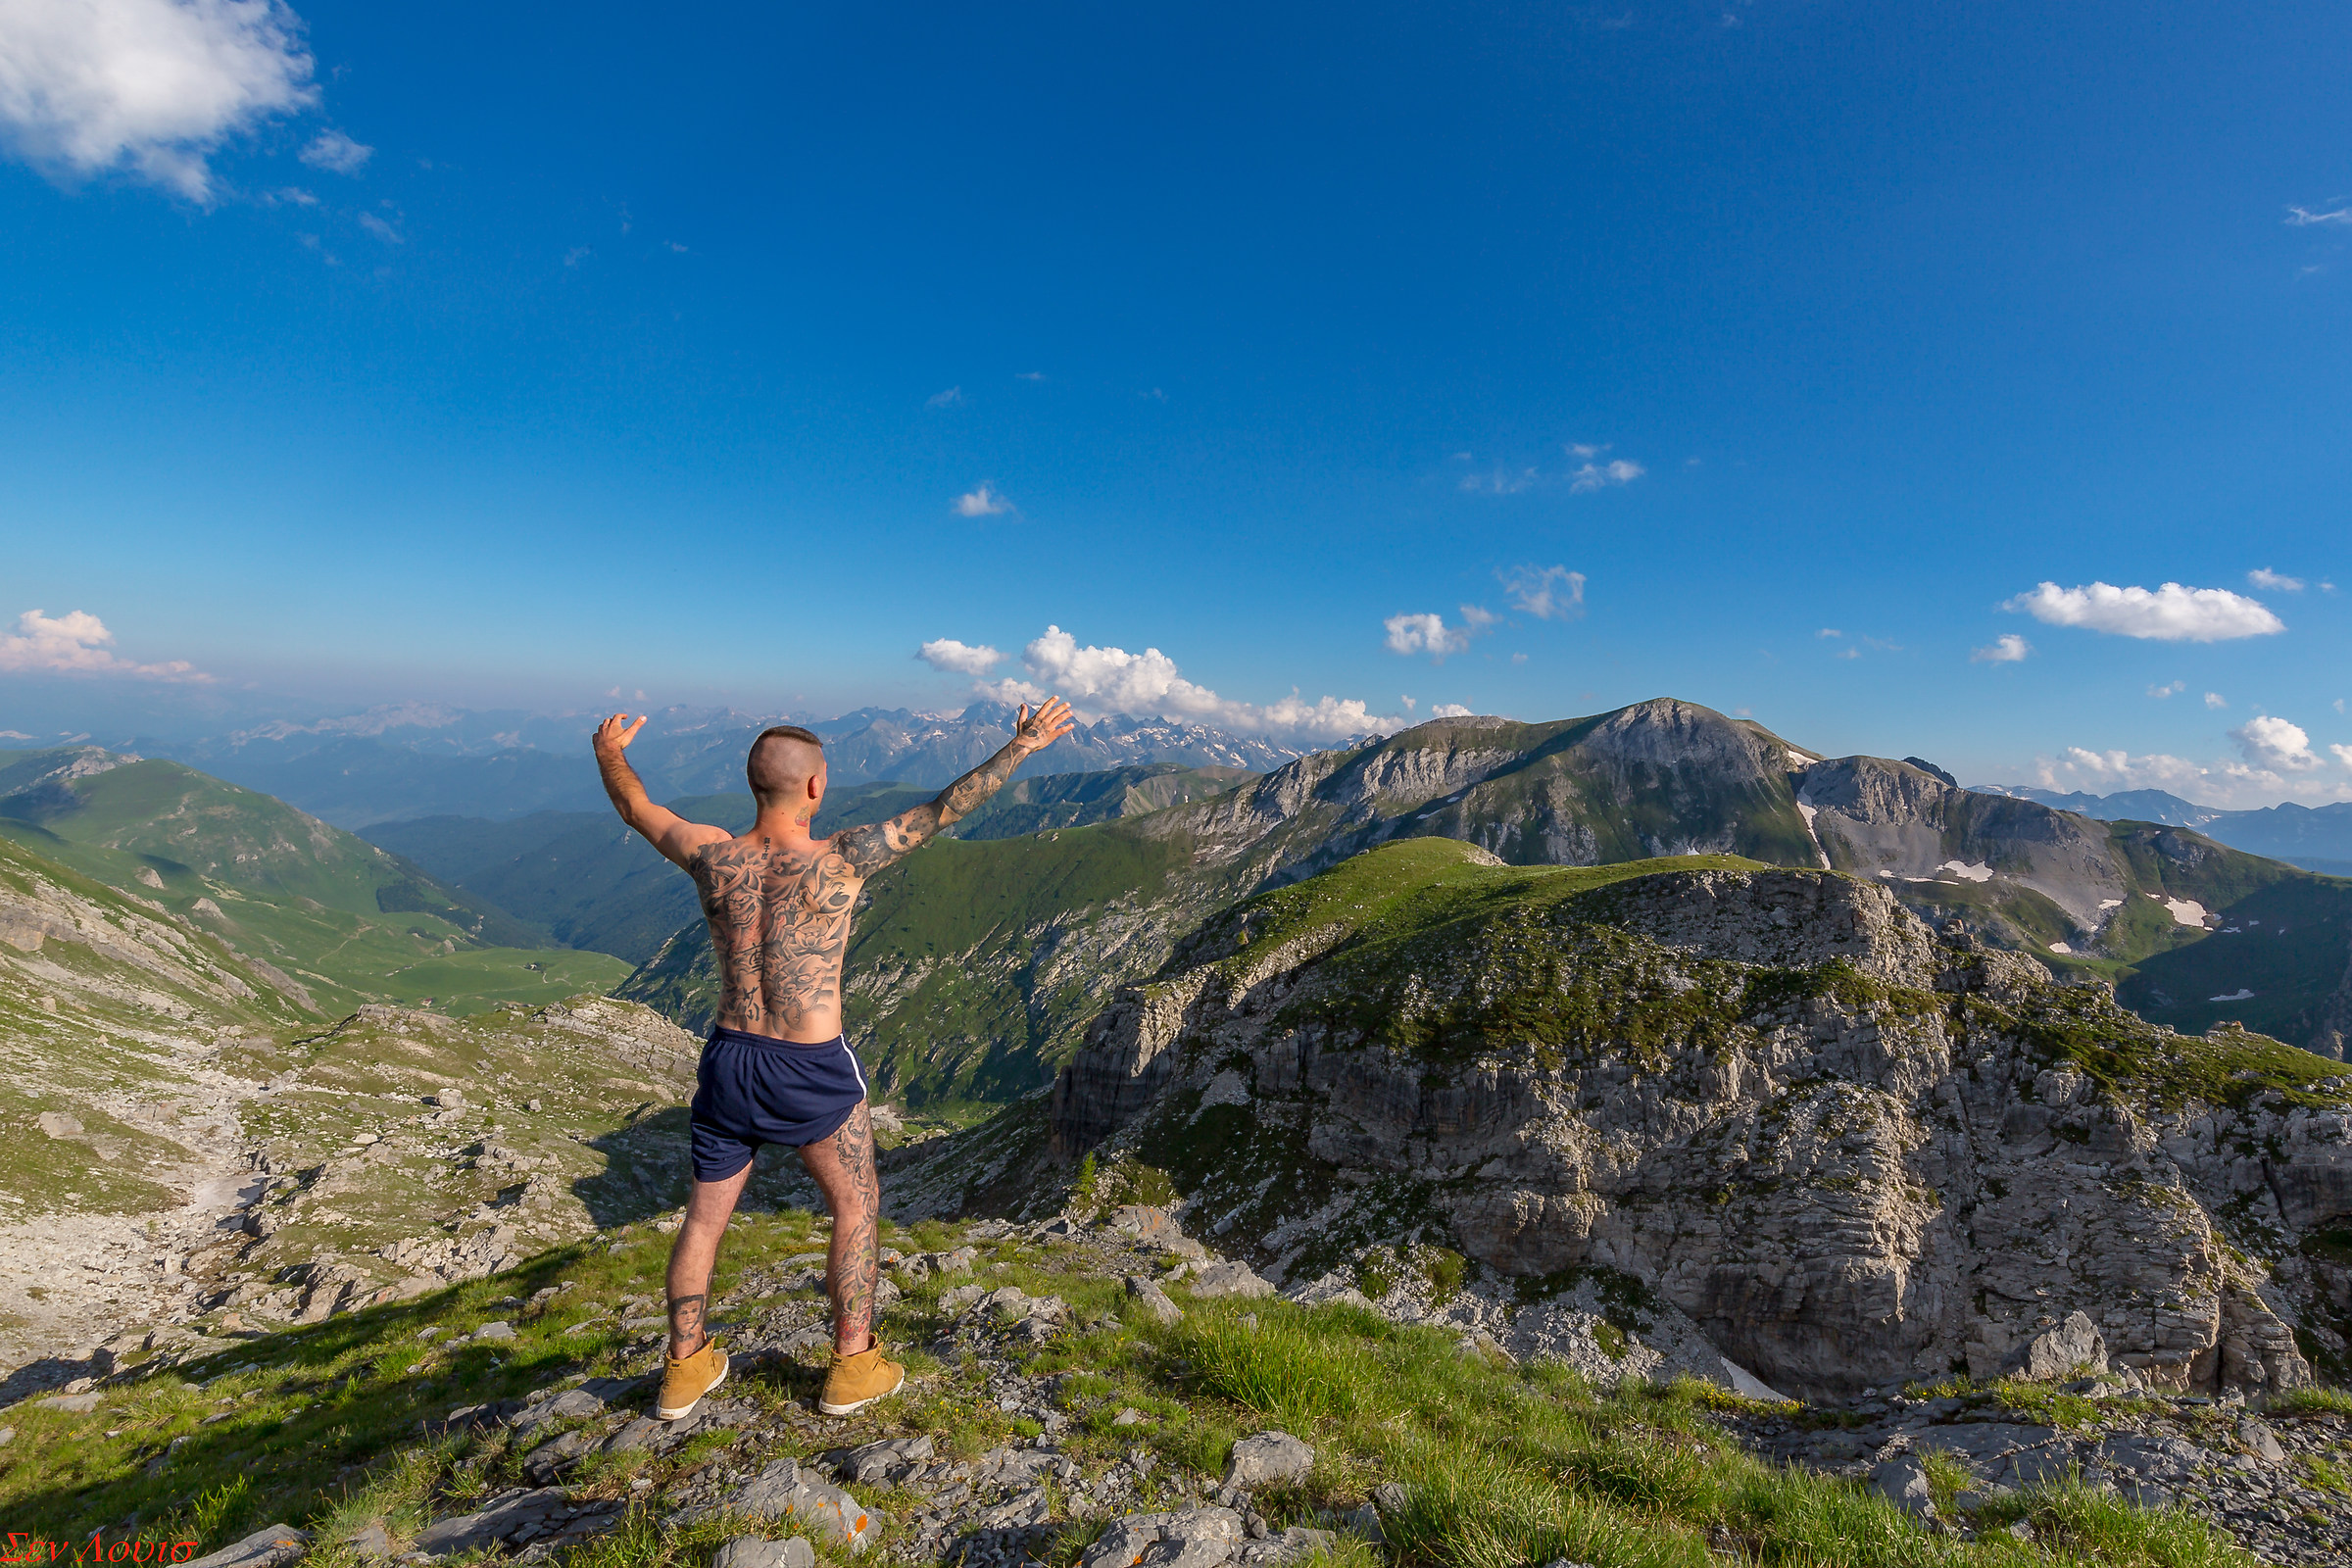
xmin=656 ymin=1337 xmax=728 ymax=1421
xmin=818 ymin=1338 xmax=906 ymax=1416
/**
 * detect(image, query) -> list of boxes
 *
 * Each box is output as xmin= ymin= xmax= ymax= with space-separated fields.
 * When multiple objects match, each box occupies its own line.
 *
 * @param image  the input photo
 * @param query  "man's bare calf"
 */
xmin=664 ymin=1103 xmax=882 ymax=1358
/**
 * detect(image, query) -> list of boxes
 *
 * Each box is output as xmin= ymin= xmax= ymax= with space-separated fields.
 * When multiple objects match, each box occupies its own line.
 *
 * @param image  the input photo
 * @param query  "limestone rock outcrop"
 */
xmin=1048 ymin=856 xmax=2352 ymax=1401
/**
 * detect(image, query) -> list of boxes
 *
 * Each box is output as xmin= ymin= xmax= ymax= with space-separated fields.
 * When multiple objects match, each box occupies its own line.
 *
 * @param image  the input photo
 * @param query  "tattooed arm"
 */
xmin=829 ymin=698 xmax=1076 ymax=874
xmin=593 ymin=713 xmax=732 ymax=867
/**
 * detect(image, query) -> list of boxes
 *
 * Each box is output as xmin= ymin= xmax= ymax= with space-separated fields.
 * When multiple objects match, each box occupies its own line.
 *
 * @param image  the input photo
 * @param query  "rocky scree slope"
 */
xmin=1033 ymin=839 xmax=2352 ymax=1404
xmin=616 ymin=701 xmax=2352 ymax=1118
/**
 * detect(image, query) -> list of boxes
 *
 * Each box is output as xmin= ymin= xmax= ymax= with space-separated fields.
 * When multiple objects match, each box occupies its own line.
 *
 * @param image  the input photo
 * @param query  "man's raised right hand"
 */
xmin=594 ymin=712 xmax=648 ymax=761
xmin=1011 ymin=698 xmax=1076 ymax=755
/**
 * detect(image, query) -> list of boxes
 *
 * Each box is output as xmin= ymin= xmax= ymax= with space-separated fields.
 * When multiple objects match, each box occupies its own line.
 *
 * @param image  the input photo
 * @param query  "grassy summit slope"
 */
xmin=0 ymin=749 xmax=625 ymax=1015
xmin=0 ymin=830 xmax=319 ymax=1222
xmin=0 ymin=1210 xmax=2285 ymax=1568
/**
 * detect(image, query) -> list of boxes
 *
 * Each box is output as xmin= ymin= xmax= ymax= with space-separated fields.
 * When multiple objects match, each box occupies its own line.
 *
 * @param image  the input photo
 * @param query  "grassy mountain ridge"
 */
xmin=0 ymin=748 xmax=626 ymax=1016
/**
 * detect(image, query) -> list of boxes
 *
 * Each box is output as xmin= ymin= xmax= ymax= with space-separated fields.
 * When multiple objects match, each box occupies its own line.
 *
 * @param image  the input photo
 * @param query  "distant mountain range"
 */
xmin=14 ymin=701 xmax=2348 ymax=1122
xmin=1968 ymin=785 xmax=2352 ymax=875
xmin=610 ymin=699 xmax=2352 ymax=1111
xmin=135 ymin=702 xmax=1322 ymax=828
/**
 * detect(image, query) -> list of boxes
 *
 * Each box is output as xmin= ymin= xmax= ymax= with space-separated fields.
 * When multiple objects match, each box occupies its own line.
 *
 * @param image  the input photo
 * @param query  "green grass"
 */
xmin=1118 ymin=1296 xmax=2255 ymax=1568
xmin=0 ymin=1213 xmax=2272 ymax=1568
xmin=1201 ymin=838 xmax=1769 ymax=965
xmin=2273 ymin=1385 xmax=2352 ymax=1417
xmin=0 ymin=752 xmax=619 ymax=1016
xmin=2005 ymin=984 xmax=2349 ymax=1111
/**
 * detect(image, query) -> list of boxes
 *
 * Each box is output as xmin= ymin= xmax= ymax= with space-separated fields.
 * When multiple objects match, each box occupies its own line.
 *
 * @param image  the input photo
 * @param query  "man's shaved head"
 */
xmin=748 ymin=725 xmax=825 ymax=811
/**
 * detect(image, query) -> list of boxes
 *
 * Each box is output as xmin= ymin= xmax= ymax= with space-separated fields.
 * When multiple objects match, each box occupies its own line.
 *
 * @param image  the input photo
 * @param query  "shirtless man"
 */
xmin=592 ymin=697 xmax=1075 ymax=1420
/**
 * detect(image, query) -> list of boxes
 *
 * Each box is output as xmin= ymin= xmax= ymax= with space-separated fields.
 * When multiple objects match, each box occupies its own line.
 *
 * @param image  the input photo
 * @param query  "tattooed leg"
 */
xmin=799 ymin=1102 xmax=881 ymax=1355
xmin=666 ymin=1163 xmax=752 ymax=1357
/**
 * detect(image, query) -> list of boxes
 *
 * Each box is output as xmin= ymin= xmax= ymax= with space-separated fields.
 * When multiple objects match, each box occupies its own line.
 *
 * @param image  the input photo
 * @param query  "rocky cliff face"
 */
xmin=1043 ymin=842 xmax=2352 ymax=1402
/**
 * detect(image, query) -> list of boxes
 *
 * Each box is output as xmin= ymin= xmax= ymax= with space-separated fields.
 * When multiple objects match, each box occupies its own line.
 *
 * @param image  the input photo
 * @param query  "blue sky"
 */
xmin=2 ymin=0 xmax=2349 ymax=804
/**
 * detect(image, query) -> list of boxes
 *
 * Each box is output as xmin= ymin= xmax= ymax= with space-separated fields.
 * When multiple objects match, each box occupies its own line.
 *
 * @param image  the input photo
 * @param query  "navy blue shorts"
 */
xmin=688 ymin=1027 xmax=869 ymax=1183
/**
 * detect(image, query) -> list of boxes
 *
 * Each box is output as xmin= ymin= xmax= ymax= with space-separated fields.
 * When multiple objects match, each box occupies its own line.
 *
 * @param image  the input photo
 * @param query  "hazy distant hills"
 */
xmin=1973 ymin=783 xmax=2352 ymax=874
xmin=142 ymin=701 xmax=1320 ymax=828
xmin=361 ymin=761 xmax=1253 ymax=965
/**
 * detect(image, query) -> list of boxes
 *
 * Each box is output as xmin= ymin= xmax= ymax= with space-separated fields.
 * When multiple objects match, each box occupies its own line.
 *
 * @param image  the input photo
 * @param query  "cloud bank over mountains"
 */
xmin=921 ymin=624 xmax=1400 ymax=739
xmin=0 ymin=609 xmax=210 ymax=681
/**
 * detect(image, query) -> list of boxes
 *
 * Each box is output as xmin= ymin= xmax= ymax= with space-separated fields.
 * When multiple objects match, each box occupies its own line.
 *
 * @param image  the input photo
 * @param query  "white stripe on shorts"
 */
xmin=842 ymin=1039 xmax=868 ymax=1100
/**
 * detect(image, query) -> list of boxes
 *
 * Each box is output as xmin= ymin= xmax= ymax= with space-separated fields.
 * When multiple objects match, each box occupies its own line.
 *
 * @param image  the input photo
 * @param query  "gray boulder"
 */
xmin=677 ymin=1458 xmax=877 ymax=1553
xmin=838 ymin=1435 xmax=934 ymax=1486
xmin=1128 ymin=1276 xmax=1183 ymax=1325
xmin=1188 ymin=1262 xmax=1273 ymax=1300
xmin=2013 ymin=1311 xmax=2107 ymax=1382
xmin=1081 ymin=1507 xmax=1245 ymax=1568
xmin=711 ymin=1539 xmax=815 ymax=1568
xmin=511 ymin=1385 xmax=607 ymax=1437
xmin=185 ymin=1526 xmax=309 ymax=1568
xmin=2237 ymin=1417 xmax=2286 ymax=1464
xmin=1223 ymin=1432 xmax=1313 ymax=1489
xmin=1867 ymin=1456 xmax=1935 ymax=1518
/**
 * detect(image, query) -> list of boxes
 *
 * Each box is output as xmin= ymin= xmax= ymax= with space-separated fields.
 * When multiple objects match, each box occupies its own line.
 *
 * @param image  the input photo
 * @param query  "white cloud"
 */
xmin=2232 ymin=715 xmax=2322 ymax=772
xmin=2205 ymin=691 xmax=2227 ymax=709
xmin=926 ymin=386 xmax=963 ymax=408
xmin=2332 ymin=744 xmax=2352 ymax=770
xmin=1498 ymin=564 xmax=1586 ymax=620
xmin=1970 ymin=633 xmax=2032 ymax=663
xmin=1459 ymin=604 xmax=1498 ymax=632
xmin=2247 ymin=567 xmax=2304 ymax=591
xmin=0 ymin=729 xmax=29 ymax=739
xmin=1817 ymin=628 xmax=1841 ymax=639
xmin=2038 ymin=748 xmax=2210 ymax=793
xmin=0 ymin=0 xmax=318 ymax=201
xmin=297 ymin=125 xmax=368 ymax=173
xmin=2286 ymin=206 xmax=2352 ymax=226
xmin=1568 ymin=443 xmax=1607 ymax=460
xmin=2003 ymin=580 xmax=2285 ymax=641
xmin=1431 ymin=703 xmax=1474 ymax=718
xmin=973 ymin=625 xmax=1400 ymax=739
xmin=1459 ymin=466 xmax=1537 ymax=495
xmin=1569 ymin=458 xmax=1644 ymax=492
xmin=1384 ymin=612 xmax=1475 ymax=662
xmin=954 ymin=482 xmax=1012 ymax=517
xmin=1399 ymin=695 xmax=1416 ymax=711
xmin=357 ymin=210 xmax=400 ymax=243
xmin=0 ymin=608 xmax=209 ymax=680
xmin=563 ymin=245 xmax=589 ymax=267
xmin=914 ymin=638 xmax=1003 ymax=676
xmin=2147 ymin=680 xmax=2185 ymax=699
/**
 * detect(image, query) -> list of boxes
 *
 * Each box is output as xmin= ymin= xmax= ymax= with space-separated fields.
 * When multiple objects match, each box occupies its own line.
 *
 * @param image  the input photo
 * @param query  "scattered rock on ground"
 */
xmin=1223 ymin=1432 xmax=1313 ymax=1489
xmin=711 ymin=1538 xmax=815 ymax=1568
xmin=185 ymin=1526 xmax=309 ymax=1568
